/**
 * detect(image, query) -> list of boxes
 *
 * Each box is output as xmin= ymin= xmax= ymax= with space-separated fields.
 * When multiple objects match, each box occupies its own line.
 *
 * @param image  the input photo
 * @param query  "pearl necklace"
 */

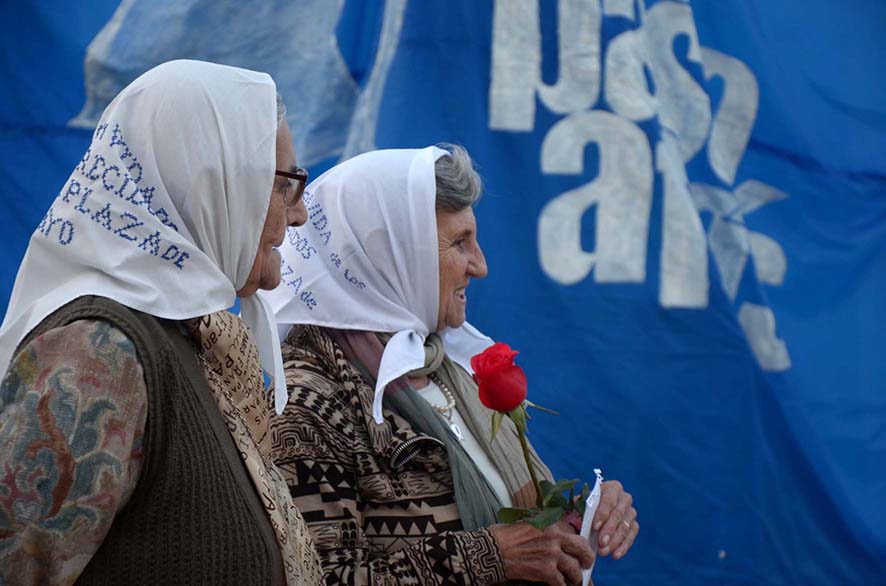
xmin=428 ymin=372 xmax=465 ymax=441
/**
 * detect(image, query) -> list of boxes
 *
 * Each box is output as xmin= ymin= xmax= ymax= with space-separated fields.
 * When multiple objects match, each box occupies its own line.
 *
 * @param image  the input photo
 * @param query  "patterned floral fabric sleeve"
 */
xmin=0 ymin=319 xmax=148 ymax=586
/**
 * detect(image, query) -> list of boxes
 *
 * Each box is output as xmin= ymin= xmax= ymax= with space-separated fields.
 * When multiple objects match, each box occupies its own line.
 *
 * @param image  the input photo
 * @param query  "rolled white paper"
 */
xmin=579 ymin=468 xmax=604 ymax=586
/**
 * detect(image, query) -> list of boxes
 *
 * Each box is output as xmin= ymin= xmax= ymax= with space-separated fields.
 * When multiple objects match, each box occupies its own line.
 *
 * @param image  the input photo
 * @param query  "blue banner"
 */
xmin=1 ymin=1 xmax=884 ymax=583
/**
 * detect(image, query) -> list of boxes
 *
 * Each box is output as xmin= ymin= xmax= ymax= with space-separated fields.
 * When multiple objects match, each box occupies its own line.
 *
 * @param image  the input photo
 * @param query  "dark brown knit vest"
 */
xmin=19 ymin=296 xmax=285 ymax=586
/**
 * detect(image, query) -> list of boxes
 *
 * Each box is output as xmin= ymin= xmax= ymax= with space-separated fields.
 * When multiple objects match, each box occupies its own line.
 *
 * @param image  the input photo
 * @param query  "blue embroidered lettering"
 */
xmin=126 ymin=185 xmax=154 ymax=207
xmin=57 ymin=220 xmax=75 ymax=246
xmin=299 ymin=290 xmax=318 ymax=310
xmin=62 ymin=179 xmax=82 ymax=203
xmin=109 ymin=124 xmax=126 ymax=147
xmin=140 ymin=186 xmax=155 ymax=207
xmin=319 ymin=231 xmax=331 ymax=246
xmin=73 ymin=187 xmax=94 ymax=216
xmin=288 ymin=230 xmax=318 ymax=259
xmin=313 ymin=215 xmax=327 ymax=231
xmin=114 ymin=212 xmax=143 ymax=242
xmin=117 ymin=145 xmax=143 ymax=183
xmin=160 ymin=244 xmax=180 ymax=260
xmin=138 ymin=230 xmax=162 ymax=256
xmin=101 ymin=165 xmax=121 ymax=192
xmin=38 ymin=207 xmax=75 ymax=245
xmin=344 ymin=268 xmax=366 ymax=290
xmin=126 ymin=159 xmax=143 ymax=184
xmin=173 ymin=251 xmax=189 ymax=270
xmin=38 ymin=207 xmax=59 ymax=236
xmin=330 ymin=253 xmax=342 ymax=268
xmin=151 ymin=207 xmax=178 ymax=232
xmin=92 ymin=203 xmax=113 ymax=230
xmin=293 ymin=232 xmax=307 ymax=252
xmin=287 ymin=275 xmax=303 ymax=294
xmin=94 ymin=123 xmax=108 ymax=142
xmin=115 ymin=175 xmax=135 ymax=199
xmin=85 ymin=155 xmax=107 ymax=181
xmin=77 ymin=147 xmax=92 ymax=175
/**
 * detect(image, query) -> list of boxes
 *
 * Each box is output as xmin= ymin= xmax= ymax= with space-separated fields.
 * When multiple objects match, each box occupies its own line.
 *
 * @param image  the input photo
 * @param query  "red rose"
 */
xmin=471 ymin=342 xmax=528 ymax=412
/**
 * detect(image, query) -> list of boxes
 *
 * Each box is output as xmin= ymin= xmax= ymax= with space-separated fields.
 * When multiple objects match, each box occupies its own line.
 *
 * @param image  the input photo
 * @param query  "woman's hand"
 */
xmin=592 ymin=480 xmax=639 ymax=560
xmin=489 ymin=519 xmax=595 ymax=585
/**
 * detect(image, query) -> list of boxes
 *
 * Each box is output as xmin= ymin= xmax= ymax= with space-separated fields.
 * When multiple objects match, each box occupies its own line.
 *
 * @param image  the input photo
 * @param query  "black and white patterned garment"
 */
xmin=270 ymin=325 xmax=507 ymax=585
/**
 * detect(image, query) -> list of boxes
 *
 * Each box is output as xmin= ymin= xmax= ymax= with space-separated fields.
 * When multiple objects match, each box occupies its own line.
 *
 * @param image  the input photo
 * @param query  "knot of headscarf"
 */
xmin=378 ymin=332 xmax=446 ymax=378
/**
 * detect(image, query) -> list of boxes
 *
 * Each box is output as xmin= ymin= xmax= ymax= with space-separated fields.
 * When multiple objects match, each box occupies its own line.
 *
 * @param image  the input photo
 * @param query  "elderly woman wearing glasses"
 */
xmin=0 ymin=61 xmax=322 ymax=585
xmin=262 ymin=145 xmax=639 ymax=585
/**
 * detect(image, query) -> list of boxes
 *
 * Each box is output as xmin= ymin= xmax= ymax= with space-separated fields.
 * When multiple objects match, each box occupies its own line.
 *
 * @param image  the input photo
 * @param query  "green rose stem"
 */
xmin=509 ymin=405 xmax=543 ymax=508
xmin=516 ymin=425 xmax=543 ymax=508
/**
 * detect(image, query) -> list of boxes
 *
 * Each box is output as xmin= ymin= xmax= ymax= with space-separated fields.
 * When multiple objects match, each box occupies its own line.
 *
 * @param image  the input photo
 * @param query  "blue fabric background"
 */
xmin=1 ymin=1 xmax=884 ymax=583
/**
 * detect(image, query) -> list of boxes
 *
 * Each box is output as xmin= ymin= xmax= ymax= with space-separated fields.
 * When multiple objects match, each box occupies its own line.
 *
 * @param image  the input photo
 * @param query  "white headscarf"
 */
xmin=259 ymin=147 xmax=493 ymax=422
xmin=0 ymin=60 xmax=287 ymax=397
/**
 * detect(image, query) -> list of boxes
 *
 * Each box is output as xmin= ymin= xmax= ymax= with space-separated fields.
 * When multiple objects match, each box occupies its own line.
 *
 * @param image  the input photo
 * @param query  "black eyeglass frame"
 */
xmin=275 ymin=168 xmax=308 ymax=207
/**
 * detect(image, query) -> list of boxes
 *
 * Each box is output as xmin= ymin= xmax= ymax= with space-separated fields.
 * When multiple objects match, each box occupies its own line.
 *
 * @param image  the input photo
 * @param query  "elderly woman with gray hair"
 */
xmin=262 ymin=145 xmax=638 ymax=585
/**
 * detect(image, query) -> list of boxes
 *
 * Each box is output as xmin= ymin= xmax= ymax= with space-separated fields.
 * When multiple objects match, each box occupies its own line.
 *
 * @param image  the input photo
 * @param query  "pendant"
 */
xmin=449 ymin=421 xmax=465 ymax=441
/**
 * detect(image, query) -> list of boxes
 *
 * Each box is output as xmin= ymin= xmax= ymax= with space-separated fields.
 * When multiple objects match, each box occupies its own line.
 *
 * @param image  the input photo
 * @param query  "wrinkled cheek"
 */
xmin=261 ymin=249 xmax=283 ymax=289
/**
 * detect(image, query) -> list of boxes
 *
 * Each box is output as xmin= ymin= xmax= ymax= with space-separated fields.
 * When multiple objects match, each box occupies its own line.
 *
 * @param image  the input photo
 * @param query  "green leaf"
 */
xmin=546 ymin=493 xmax=568 ymax=509
xmin=490 ymin=411 xmax=504 ymax=441
xmin=539 ymin=480 xmax=555 ymax=496
xmin=548 ymin=478 xmax=579 ymax=494
xmin=525 ymin=506 xmax=565 ymax=530
xmin=508 ymin=404 xmax=528 ymax=431
xmin=497 ymin=507 xmax=533 ymax=524
xmin=576 ymin=483 xmax=590 ymax=516
xmin=539 ymin=478 xmax=578 ymax=508
xmin=524 ymin=399 xmax=560 ymax=416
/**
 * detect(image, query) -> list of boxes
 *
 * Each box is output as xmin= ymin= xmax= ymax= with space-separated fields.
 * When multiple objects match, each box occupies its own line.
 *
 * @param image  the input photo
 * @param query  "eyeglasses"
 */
xmin=275 ymin=168 xmax=308 ymax=208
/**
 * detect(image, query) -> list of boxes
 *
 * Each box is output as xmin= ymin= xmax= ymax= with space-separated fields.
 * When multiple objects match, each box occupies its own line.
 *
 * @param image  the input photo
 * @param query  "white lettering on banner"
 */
xmin=738 ymin=304 xmax=791 ymax=370
xmin=700 ymin=48 xmax=759 ymax=185
xmin=489 ymin=0 xmax=791 ymax=371
xmin=657 ymin=134 xmax=709 ymax=308
xmin=643 ymin=2 xmax=711 ymax=162
xmin=490 ymin=0 xmax=601 ymax=130
xmin=539 ymin=110 xmax=652 ymax=284
xmin=603 ymin=0 xmax=635 ymax=19
xmin=604 ymin=28 xmax=657 ymax=121
xmin=690 ymin=180 xmax=788 ymax=301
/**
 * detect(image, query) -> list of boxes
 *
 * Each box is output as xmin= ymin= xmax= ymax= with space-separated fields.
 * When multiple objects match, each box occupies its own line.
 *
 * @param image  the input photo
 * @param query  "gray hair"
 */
xmin=434 ymin=143 xmax=483 ymax=212
xmin=276 ymin=92 xmax=287 ymax=127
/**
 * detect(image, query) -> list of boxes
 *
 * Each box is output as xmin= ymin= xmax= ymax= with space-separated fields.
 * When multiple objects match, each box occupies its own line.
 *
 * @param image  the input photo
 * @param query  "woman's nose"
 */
xmin=288 ymin=199 xmax=307 ymax=227
xmin=470 ymin=244 xmax=488 ymax=278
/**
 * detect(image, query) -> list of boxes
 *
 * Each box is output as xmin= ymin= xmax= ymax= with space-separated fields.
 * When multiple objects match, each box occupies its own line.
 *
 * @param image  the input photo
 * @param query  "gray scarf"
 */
xmin=384 ymin=373 xmax=503 ymax=530
xmin=382 ymin=333 xmax=553 ymax=529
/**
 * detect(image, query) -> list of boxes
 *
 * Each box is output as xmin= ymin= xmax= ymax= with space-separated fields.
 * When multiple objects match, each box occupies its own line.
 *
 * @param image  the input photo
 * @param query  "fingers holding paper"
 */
xmin=490 ymin=520 xmax=595 ymax=586
xmin=593 ymin=480 xmax=639 ymax=559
